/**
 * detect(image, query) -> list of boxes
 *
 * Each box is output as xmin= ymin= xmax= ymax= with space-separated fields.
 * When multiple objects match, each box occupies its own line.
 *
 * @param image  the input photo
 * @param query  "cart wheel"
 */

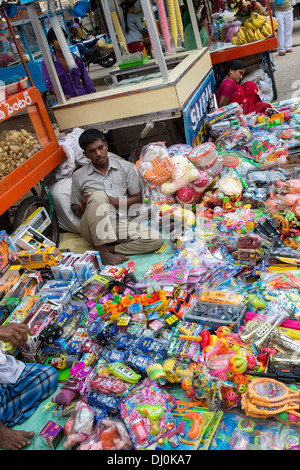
xmin=12 ymin=196 xmax=60 ymax=246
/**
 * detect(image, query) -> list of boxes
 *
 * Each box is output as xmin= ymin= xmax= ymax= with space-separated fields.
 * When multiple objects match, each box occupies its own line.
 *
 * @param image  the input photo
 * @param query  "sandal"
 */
xmin=279 ymin=52 xmax=285 ymax=56
xmin=287 ymin=49 xmax=293 ymax=53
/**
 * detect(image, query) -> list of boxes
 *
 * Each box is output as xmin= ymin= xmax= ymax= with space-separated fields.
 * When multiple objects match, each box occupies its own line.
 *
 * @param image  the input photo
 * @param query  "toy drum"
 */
xmin=168 ymin=144 xmax=192 ymax=158
xmin=188 ymin=142 xmax=218 ymax=169
xmin=205 ymin=156 xmax=223 ymax=178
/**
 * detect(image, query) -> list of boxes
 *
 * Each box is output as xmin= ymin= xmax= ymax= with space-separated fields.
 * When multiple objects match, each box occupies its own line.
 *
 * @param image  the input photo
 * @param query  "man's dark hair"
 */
xmin=79 ymin=129 xmax=106 ymax=150
xmin=46 ymin=27 xmax=68 ymax=45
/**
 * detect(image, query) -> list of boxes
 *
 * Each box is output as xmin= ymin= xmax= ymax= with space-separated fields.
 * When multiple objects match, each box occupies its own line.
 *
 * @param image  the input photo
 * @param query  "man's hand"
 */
xmin=80 ymin=192 xmax=91 ymax=212
xmin=107 ymin=195 xmax=120 ymax=209
xmin=0 ymin=323 xmax=32 ymax=349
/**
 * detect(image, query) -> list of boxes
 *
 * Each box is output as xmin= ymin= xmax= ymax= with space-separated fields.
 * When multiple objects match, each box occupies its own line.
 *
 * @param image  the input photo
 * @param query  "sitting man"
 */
xmin=0 ymin=322 xmax=59 ymax=450
xmin=71 ymin=129 xmax=164 ymax=265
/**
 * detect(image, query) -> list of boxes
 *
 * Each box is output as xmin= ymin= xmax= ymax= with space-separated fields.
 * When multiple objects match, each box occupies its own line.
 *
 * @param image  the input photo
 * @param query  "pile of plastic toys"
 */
xmin=1 ymin=98 xmax=300 ymax=451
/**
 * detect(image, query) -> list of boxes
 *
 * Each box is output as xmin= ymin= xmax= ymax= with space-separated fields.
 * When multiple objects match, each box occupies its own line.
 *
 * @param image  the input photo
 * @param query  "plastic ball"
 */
xmin=239 ymin=350 xmax=256 ymax=369
xmin=228 ymin=355 xmax=247 ymax=374
xmin=236 ymin=383 xmax=247 ymax=394
xmin=288 ymin=413 xmax=298 ymax=422
xmin=176 ymin=187 xmax=197 ymax=204
xmin=279 ymin=412 xmax=289 ymax=421
xmin=216 ymin=326 xmax=231 ymax=338
xmin=203 ymin=344 xmax=214 ymax=354
xmin=289 ymin=384 xmax=298 ymax=392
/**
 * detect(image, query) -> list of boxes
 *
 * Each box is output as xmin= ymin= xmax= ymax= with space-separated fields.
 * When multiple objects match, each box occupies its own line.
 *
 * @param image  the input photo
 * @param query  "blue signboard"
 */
xmin=183 ymin=68 xmax=216 ymax=147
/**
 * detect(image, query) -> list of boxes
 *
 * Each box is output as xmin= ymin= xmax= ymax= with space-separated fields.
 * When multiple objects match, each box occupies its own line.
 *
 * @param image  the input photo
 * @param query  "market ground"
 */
xmin=272 ymin=18 xmax=300 ymax=102
xmin=88 ymin=18 xmax=300 ymax=104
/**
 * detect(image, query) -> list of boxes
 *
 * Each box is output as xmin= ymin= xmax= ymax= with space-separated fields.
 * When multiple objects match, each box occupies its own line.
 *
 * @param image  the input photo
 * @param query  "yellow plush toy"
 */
xmin=160 ymin=155 xmax=199 ymax=195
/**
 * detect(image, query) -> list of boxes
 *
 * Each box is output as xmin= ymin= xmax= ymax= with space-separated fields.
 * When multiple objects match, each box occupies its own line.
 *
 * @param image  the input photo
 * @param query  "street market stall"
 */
xmin=41 ymin=0 xmax=217 ymax=156
xmin=2 ymin=1 xmax=300 ymax=455
xmin=0 ymin=1 xmax=66 ymax=239
xmin=207 ymin=0 xmax=278 ymax=99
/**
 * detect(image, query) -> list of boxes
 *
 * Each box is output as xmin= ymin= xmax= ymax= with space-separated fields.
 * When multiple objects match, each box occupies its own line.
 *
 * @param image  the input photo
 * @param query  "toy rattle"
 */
xmin=209 ymin=354 xmax=248 ymax=377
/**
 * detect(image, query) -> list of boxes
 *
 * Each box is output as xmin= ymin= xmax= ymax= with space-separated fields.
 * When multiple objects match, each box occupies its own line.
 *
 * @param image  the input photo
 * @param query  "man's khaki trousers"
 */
xmin=80 ymin=190 xmax=164 ymax=255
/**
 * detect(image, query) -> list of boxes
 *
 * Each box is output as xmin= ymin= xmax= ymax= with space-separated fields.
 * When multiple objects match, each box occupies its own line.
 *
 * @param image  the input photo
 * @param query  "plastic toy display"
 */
xmin=1 ymin=97 xmax=300 ymax=451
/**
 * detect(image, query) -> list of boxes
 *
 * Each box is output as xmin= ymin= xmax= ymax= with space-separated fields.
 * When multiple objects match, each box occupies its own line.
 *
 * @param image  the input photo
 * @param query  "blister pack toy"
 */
xmin=119 ymin=379 xmax=177 ymax=449
xmin=146 ymin=404 xmax=216 ymax=450
xmin=209 ymin=411 xmax=300 ymax=450
xmin=182 ymin=290 xmax=247 ymax=332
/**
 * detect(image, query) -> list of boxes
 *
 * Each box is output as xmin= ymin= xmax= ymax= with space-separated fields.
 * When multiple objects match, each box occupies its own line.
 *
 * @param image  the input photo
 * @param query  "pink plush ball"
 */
xmin=176 ymin=187 xmax=197 ymax=204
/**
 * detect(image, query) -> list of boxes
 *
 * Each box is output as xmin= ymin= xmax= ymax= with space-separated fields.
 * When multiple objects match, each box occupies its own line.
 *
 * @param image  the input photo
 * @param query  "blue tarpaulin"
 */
xmin=71 ymin=0 xmax=98 ymax=18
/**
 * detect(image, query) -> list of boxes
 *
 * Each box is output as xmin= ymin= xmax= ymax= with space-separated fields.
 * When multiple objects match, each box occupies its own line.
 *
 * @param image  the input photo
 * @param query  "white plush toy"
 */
xmin=160 ymin=155 xmax=199 ymax=195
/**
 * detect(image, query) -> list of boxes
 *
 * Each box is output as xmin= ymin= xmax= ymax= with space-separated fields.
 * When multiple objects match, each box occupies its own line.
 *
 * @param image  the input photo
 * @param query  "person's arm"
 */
xmin=41 ymin=60 xmax=54 ymax=95
xmin=77 ymin=56 xmax=96 ymax=94
xmin=71 ymin=174 xmax=90 ymax=218
xmin=218 ymin=94 xmax=230 ymax=106
xmin=217 ymin=79 xmax=236 ymax=107
xmin=107 ymin=192 xmax=142 ymax=209
xmin=41 ymin=60 xmax=71 ymax=100
xmin=107 ymin=163 xmax=142 ymax=209
xmin=71 ymin=192 xmax=91 ymax=218
xmin=134 ymin=15 xmax=145 ymax=32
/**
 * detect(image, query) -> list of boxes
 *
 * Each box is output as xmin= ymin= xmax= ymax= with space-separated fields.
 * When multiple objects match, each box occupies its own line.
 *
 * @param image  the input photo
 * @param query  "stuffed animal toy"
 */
xmin=138 ymin=142 xmax=175 ymax=185
xmin=160 ymin=155 xmax=199 ymax=195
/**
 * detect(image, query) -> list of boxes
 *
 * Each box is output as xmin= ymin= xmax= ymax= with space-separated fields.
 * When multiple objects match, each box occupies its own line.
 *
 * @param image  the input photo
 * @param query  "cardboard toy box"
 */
xmin=0 ymin=230 xmax=18 ymax=278
xmin=39 ymin=421 xmax=64 ymax=449
xmin=0 ymin=272 xmax=43 ymax=318
xmin=74 ymin=251 xmax=102 ymax=282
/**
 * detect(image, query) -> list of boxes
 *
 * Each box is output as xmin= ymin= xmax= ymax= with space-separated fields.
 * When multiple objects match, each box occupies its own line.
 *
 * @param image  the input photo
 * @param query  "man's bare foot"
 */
xmin=0 ymin=423 xmax=34 ymax=450
xmin=96 ymin=245 xmax=128 ymax=266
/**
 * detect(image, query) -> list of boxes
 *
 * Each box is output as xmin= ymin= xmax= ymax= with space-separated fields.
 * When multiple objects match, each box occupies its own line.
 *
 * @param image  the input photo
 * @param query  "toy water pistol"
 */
xmin=135 ymin=403 xmax=164 ymax=435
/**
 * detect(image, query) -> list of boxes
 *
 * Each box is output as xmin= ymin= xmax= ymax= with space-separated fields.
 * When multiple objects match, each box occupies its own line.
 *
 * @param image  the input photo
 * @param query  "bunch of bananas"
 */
xmin=231 ymin=13 xmax=278 ymax=45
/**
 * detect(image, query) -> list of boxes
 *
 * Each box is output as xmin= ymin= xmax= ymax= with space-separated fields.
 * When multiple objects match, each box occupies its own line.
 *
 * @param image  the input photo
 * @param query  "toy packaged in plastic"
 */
xmin=160 ymin=155 xmax=200 ymax=195
xmin=72 ymin=274 xmax=109 ymax=304
xmin=0 ymin=230 xmax=18 ymax=277
xmin=137 ymin=142 xmax=175 ymax=188
xmin=167 ymin=143 xmax=192 ymax=158
xmin=215 ymin=127 xmax=252 ymax=150
xmin=119 ymin=379 xmax=177 ymax=449
xmin=63 ymin=401 xmax=95 ymax=449
xmin=77 ymin=418 xmax=133 ymax=450
xmin=209 ymin=411 xmax=300 ymax=450
xmin=0 ymin=271 xmax=43 ymax=316
xmin=0 ymin=265 xmax=23 ymax=301
xmin=205 ymin=103 xmax=243 ymax=126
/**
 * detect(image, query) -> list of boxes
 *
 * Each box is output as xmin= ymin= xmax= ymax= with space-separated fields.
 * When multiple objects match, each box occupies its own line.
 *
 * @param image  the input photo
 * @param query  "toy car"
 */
xmin=39 ymin=323 xmax=64 ymax=344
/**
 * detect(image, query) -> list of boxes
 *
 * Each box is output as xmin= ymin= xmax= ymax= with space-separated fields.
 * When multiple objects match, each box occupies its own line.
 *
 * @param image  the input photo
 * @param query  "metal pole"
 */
xmin=26 ymin=2 xmax=66 ymax=104
xmin=102 ymin=0 xmax=122 ymax=63
xmin=187 ymin=0 xmax=202 ymax=50
xmin=140 ymin=0 xmax=169 ymax=82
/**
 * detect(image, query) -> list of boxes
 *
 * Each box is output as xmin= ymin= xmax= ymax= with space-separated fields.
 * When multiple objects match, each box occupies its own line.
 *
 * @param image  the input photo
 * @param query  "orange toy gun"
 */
xmin=184 ymin=411 xmax=204 ymax=439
